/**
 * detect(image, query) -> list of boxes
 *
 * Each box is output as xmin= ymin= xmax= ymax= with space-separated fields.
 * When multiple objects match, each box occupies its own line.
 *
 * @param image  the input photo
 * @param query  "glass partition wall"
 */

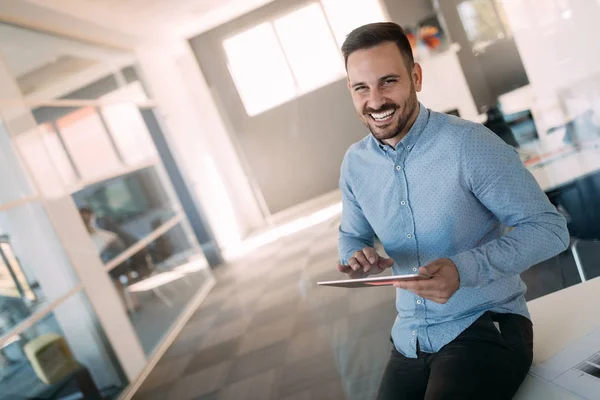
xmin=0 ymin=23 xmax=215 ymax=398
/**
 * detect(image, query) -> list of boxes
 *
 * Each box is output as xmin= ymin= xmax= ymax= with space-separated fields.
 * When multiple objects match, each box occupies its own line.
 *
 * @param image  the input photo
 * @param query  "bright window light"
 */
xmin=321 ymin=0 xmax=387 ymax=46
xmin=223 ymin=23 xmax=297 ymax=116
xmin=274 ymin=3 xmax=345 ymax=93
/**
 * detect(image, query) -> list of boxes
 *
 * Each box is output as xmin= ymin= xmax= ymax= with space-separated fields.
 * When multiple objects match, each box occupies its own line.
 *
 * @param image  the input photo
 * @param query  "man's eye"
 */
xmin=354 ymin=86 xmax=367 ymax=92
xmin=383 ymin=79 xmax=397 ymax=85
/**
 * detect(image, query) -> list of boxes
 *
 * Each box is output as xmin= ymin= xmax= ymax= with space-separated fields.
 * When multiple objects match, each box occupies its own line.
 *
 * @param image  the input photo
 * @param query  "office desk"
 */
xmin=514 ymin=277 xmax=600 ymax=399
xmin=523 ymin=140 xmax=600 ymax=192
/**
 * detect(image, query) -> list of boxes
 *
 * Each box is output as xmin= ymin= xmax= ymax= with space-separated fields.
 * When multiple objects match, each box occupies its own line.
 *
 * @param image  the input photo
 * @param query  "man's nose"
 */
xmin=367 ymin=89 xmax=385 ymax=111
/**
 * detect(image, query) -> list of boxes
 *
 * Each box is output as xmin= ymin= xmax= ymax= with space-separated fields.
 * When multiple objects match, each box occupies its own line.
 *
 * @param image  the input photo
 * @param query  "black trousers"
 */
xmin=377 ymin=312 xmax=533 ymax=400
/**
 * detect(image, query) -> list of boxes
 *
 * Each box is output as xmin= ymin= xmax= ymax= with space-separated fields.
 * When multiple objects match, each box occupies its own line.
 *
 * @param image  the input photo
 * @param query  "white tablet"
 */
xmin=317 ymin=273 xmax=432 ymax=288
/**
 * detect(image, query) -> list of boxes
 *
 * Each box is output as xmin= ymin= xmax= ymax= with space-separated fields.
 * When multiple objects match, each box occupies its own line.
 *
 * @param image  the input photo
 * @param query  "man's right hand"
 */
xmin=337 ymin=247 xmax=394 ymax=279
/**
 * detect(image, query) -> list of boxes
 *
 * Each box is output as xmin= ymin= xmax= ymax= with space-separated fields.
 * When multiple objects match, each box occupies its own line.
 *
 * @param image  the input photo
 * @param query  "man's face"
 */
xmin=346 ymin=42 xmax=422 ymax=145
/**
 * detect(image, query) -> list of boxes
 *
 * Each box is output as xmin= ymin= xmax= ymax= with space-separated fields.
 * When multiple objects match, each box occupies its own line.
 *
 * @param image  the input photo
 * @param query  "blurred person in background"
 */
xmin=336 ymin=22 xmax=569 ymax=399
xmin=79 ymin=207 xmax=141 ymax=311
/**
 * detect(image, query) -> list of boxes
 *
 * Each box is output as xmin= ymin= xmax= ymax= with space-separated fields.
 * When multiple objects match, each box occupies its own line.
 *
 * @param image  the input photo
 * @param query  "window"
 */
xmin=223 ymin=0 xmax=387 ymax=116
xmin=223 ymin=23 xmax=297 ymax=117
xmin=274 ymin=3 xmax=344 ymax=93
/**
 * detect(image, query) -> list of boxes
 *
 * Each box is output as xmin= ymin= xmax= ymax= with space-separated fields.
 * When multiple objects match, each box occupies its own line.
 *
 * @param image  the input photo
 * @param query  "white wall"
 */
xmin=418 ymin=44 xmax=480 ymax=122
xmin=501 ymin=0 xmax=600 ymax=132
xmin=136 ymin=40 xmax=267 ymax=251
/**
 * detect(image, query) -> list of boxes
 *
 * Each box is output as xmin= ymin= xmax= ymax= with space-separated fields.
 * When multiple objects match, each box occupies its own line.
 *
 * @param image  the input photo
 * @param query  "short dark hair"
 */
xmin=341 ymin=22 xmax=414 ymax=70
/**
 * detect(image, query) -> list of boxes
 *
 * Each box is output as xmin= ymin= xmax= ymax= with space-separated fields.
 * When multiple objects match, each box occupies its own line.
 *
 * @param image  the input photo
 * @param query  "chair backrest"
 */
xmin=572 ymin=239 xmax=600 ymax=281
xmin=547 ymin=170 xmax=600 ymax=241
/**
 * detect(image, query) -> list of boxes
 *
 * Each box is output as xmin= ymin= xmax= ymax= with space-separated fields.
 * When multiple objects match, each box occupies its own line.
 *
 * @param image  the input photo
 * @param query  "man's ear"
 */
xmin=412 ymin=62 xmax=423 ymax=92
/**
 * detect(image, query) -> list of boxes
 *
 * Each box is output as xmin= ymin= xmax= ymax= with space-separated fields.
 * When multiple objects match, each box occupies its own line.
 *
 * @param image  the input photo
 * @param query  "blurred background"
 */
xmin=0 ymin=0 xmax=599 ymax=399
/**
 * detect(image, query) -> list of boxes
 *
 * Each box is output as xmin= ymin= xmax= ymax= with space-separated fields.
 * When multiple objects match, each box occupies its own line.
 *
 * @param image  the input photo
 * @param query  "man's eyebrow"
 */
xmin=351 ymin=81 xmax=366 ymax=89
xmin=379 ymin=74 xmax=401 ymax=81
xmin=350 ymin=74 xmax=401 ymax=89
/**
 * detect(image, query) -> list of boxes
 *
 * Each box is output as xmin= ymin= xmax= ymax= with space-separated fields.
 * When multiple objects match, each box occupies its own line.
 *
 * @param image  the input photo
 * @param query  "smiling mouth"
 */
xmin=369 ymin=109 xmax=396 ymax=123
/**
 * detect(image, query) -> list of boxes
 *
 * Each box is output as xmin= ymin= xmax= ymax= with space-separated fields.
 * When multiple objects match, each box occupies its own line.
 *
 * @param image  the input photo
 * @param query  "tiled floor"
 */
xmin=133 ymin=213 xmax=598 ymax=400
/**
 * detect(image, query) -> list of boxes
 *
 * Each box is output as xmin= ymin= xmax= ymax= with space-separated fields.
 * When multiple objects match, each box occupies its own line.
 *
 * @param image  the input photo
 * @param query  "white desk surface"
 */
xmin=514 ymin=278 xmax=600 ymax=399
xmin=528 ymin=277 xmax=600 ymax=364
xmin=524 ymin=141 xmax=600 ymax=192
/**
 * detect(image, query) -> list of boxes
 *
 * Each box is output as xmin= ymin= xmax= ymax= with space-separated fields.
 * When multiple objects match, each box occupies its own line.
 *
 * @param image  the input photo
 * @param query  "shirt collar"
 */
xmin=371 ymin=102 xmax=429 ymax=153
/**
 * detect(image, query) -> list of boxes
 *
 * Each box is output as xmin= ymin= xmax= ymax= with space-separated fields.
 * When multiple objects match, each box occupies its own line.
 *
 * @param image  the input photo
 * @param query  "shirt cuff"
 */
xmin=449 ymin=251 xmax=479 ymax=288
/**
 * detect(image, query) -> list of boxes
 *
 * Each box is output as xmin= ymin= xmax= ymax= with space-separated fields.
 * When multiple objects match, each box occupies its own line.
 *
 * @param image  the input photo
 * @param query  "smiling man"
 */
xmin=336 ymin=22 xmax=569 ymax=399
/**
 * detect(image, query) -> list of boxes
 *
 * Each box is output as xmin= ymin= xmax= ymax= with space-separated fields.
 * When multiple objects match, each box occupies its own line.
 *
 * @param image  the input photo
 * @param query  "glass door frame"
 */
xmin=0 ymin=29 xmax=216 ymax=397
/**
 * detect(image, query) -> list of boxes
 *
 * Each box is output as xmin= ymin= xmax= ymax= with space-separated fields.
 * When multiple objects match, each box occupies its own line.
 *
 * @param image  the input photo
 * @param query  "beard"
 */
xmin=362 ymin=83 xmax=419 ymax=142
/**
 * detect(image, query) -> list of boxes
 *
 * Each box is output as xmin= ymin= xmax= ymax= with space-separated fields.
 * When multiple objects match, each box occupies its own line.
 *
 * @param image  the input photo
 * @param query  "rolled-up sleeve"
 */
xmin=338 ymin=158 xmax=376 ymax=265
xmin=450 ymin=125 xmax=570 ymax=288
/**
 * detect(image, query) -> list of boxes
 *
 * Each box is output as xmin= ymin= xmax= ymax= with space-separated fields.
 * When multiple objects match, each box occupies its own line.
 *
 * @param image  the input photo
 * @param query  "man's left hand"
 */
xmin=393 ymin=258 xmax=460 ymax=304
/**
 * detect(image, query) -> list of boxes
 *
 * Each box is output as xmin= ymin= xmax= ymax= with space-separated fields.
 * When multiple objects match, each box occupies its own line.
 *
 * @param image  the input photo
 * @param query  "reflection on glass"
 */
xmin=73 ymin=165 xmax=178 ymax=265
xmin=13 ymin=123 xmax=75 ymax=199
xmin=57 ymin=107 xmax=122 ymax=181
xmin=99 ymin=102 xmax=157 ymax=166
xmin=0 ymin=239 xmax=36 ymax=302
xmin=0 ymin=203 xmax=80 ymax=334
xmin=0 ymin=293 xmax=125 ymax=399
xmin=457 ymin=0 xmax=511 ymax=52
xmin=102 ymin=221 xmax=212 ymax=355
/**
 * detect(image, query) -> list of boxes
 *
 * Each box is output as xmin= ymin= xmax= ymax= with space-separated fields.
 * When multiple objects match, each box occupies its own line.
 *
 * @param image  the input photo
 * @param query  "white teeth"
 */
xmin=370 ymin=109 xmax=395 ymax=121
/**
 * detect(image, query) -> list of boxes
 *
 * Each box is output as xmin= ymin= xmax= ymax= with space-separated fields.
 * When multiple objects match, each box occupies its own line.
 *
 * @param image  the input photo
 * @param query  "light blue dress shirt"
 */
xmin=338 ymin=104 xmax=569 ymax=358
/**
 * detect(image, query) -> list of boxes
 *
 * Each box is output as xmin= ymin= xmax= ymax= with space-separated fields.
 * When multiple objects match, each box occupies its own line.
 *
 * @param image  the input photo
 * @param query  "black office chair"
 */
xmin=547 ymin=170 xmax=600 ymax=282
xmin=483 ymin=105 xmax=520 ymax=147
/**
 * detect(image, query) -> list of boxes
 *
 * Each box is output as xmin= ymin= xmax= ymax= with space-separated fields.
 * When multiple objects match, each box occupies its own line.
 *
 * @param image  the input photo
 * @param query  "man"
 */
xmin=337 ymin=22 xmax=569 ymax=399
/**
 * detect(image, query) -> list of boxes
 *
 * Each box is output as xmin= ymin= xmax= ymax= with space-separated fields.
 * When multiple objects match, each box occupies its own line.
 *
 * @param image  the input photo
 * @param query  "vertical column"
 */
xmin=135 ymin=42 xmax=267 ymax=251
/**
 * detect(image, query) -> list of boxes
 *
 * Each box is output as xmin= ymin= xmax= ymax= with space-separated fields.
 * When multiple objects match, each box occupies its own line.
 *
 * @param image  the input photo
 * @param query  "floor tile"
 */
xmin=309 ymin=378 xmax=347 ymax=400
xmin=211 ymin=305 xmax=248 ymax=328
xmin=218 ymin=368 xmax=280 ymax=400
xmin=237 ymin=315 xmax=295 ymax=355
xmin=191 ymin=391 xmax=221 ymax=400
xmin=277 ymin=351 xmax=341 ymax=398
xmin=168 ymin=361 xmax=231 ymax=400
xmin=285 ymin=325 xmax=331 ymax=363
xmin=197 ymin=316 xmax=250 ymax=351
xmin=226 ymin=341 xmax=288 ymax=385
xmin=293 ymin=296 xmax=350 ymax=333
xmin=255 ymin=282 xmax=302 ymax=312
xmin=139 ymin=354 xmax=194 ymax=391
xmin=185 ymin=339 xmax=241 ymax=375
xmin=248 ymin=299 xmax=299 ymax=330
xmin=133 ymin=381 xmax=174 ymax=400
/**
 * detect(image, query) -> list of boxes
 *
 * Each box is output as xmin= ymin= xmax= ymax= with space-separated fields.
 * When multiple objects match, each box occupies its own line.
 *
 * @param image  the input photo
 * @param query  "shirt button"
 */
xmin=407 ymin=234 xmax=412 ymax=239
xmin=400 ymin=201 xmax=407 ymax=205
xmin=407 ymin=145 xmax=412 ymax=150
xmin=396 ymin=165 xmax=401 ymax=171
xmin=411 ymin=339 xmax=415 ymax=343
xmin=412 ymin=330 xmax=417 ymax=335
xmin=412 ymin=267 xmax=418 ymax=272
xmin=416 ymin=300 xmax=422 ymax=305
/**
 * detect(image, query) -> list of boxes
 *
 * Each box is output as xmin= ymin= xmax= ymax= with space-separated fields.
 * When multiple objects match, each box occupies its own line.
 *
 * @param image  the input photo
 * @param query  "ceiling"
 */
xmin=20 ymin=0 xmax=278 ymax=40
xmin=0 ymin=22 xmax=134 ymax=99
xmin=0 ymin=0 xmax=276 ymax=100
